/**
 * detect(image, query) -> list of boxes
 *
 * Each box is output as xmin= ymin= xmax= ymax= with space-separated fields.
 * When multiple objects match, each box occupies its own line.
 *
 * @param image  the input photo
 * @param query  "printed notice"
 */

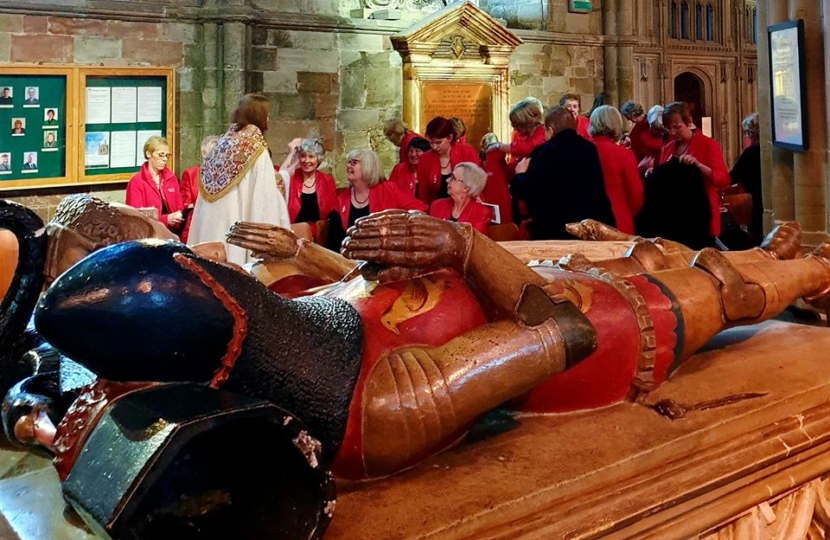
xmin=135 ymin=130 xmax=161 ymax=166
xmin=85 ymin=88 xmax=112 ymax=124
xmin=110 ymin=131 xmax=137 ymax=168
xmin=137 ymin=87 xmax=162 ymax=123
xmin=111 ymin=87 xmax=138 ymax=124
xmin=85 ymin=132 xmax=110 ymax=169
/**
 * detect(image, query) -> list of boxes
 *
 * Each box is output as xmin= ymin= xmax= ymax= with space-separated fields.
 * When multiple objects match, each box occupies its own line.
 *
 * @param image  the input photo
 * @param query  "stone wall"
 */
xmin=0 ymin=0 xmax=607 ymax=220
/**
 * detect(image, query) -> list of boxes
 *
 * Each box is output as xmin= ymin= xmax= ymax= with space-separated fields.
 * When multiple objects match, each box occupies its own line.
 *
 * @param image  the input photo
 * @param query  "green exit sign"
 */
xmin=569 ymin=0 xmax=592 ymax=13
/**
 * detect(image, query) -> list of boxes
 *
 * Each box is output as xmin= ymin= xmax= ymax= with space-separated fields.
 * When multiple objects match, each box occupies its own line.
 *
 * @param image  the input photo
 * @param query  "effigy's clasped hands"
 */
xmin=342 ymin=210 xmax=471 ymax=282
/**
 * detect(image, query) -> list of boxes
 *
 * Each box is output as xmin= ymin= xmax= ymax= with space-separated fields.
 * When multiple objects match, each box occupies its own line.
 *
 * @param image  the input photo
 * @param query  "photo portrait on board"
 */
xmin=43 ymin=131 xmax=57 ymax=149
xmin=11 ymin=118 xmax=25 ymax=136
xmin=0 ymin=153 xmax=10 ymax=173
xmin=44 ymin=108 xmax=58 ymax=126
xmin=0 ymin=87 xmax=11 ymax=106
xmin=23 ymin=87 xmax=39 ymax=106
xmin=22 ymin=152 xmax=37 ymax=171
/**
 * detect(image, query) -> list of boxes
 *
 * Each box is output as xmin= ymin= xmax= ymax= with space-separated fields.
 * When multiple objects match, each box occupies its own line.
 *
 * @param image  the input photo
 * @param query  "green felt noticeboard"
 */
xmin=0 ymin=65 xmax=174 ymax=191
xmin=0 ymin=75 xmax=67 ymax=183
xmin=84 ymin=76 xmax=168 ymax=177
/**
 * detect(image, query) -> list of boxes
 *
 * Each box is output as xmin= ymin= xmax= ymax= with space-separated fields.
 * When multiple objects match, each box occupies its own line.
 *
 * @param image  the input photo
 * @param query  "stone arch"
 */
xmin=672 ymin=69 xmax=712 ymax=131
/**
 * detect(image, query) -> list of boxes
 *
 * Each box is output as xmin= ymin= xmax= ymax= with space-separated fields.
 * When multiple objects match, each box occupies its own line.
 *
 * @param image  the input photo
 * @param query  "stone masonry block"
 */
xmin=183 ymin=43 xmax=205 ymax=71
xmin=251 ymin=47 xmax=278 ymax=71
xmin=73 ymin=37 xmax=121 ymax=64
xmin=251 ymin=26 xmax=269 ymax=46
xmin=0 ymin=15 xmax=24 ymax=34
xmin=297 ymin=72 xmax=337 ymax=94
xmin=277 ymin=48 xmax=339 ymax=74
xmin=271 ymin=92 xmax=316 ymax=121
xmin=11 ymin=34 xmax=72 ymax=63
xmin=365 ymin=68 xmax=401 ymax=107
xmin=263 ymin=71 xmax=298 ymax=93
xmin=270 ymin=29 xmax=292 ymax=47
xmin=339 ymin=67 xmax=366 ymax=109
xmin=177 ymin=68 xmax=194 ymax=92
xmin=106 ymin=21 xmax=159 ymax=40
xmin=336 ymin=109 xmax=381 ymax=131
xmin=48 ymin=17 xmax=107 ymax=36
xmin=315 ymin=94 xmax=337 ymax=120
xmin=23 ymin=16 xmax=48 ymax=34
xmin=160 ymin=23 xmax=197 ymax=45
xmin=0 ymin=34 xmax=10 ymax=63
xmin=337 ymin=32 xmax=384 ymax=52
xmin=288 ymin=30 xmax=334 ymax=50
xmin=122 ymin=39 xmax=184 ymax=66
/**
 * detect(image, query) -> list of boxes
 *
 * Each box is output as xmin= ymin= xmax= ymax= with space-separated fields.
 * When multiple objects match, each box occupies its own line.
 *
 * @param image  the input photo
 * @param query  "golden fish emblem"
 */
xmin=381 ymin=276 xmax=445 ymax=335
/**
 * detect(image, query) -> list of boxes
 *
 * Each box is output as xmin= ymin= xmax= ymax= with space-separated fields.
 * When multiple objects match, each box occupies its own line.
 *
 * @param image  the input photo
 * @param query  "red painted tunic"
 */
xmin=330 ymin=271 xmax=488 ymax=478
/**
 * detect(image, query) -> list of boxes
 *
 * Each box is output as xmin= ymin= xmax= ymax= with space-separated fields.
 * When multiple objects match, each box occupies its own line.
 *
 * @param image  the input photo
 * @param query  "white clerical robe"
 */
xmin=189 ymin=151 xmax=290 ymax=265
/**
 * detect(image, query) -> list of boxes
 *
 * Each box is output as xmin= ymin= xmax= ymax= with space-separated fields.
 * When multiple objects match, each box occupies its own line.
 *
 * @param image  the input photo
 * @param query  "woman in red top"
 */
xmin=125 ymin=136 xmax=184 ymax=235
xmin=490 ymin=97 xmax=546 ymax=170
xmin=628 ymin=105 xmax=667 ymax=164
xmin=645 ymin=101 xmax=730 ymax=240
xmin=333 ymin=148 xmax=426 ymax=232
xmin=429 ymin=162 xmax=493 ymax=235
xmin=561 ymin=94 xmax=591 ymax=139
xmin=388 ymin=137 xmax=430 ymax=198
xmin=588 ymin=105 xmax=644 ymax=235
xmin=417 ymin=116 xmax=480 ymax=207
xmin=179 ymin=135 xmax=219 ymax=243
xmin=383 ymin=119 xmax=420 ymax=164
xmin=287 ymin=139 xmax=337 ymax=228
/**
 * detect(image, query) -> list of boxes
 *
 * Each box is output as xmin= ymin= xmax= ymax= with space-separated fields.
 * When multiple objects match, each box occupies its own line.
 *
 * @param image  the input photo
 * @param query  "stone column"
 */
xmin=790 ymin=0 xmax=826 ymax=243
xmin=759 ymin=0 xmax=794 ymax=229
xmin=603 ymin=0 xmax=619 ymax=104
xmin=616 ymin=0 xmax=635 ymax=104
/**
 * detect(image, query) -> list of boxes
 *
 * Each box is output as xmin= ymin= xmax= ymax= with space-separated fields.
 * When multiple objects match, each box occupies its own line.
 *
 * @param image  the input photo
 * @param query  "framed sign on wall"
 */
xmin=569 ymin=0 xmax=593 ymax=13
xmin=768 ymin=19 xmax=808 ymax=151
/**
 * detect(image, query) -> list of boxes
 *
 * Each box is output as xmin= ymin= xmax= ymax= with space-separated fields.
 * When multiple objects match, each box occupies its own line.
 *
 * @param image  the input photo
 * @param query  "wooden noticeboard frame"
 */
xmin=0 ymin=65 xmax=174 ymax=191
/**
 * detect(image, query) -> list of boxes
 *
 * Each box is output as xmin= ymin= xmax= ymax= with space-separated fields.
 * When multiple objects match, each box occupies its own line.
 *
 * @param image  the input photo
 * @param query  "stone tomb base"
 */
xmin=2 ymin=320 xmax=830 ymax=539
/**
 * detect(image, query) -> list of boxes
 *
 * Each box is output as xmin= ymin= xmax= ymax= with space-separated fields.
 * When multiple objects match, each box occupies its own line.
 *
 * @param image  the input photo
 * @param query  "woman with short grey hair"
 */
xmin=428 ymin=162 xmax=493 ymax=235
xmin=286 ymin=138 xmax=337 ymax=229
xmin=588 ymin=105 xmax=624 ymax=142
xmin=628 ymin=104 xmax=667 ymax=163
xmin=589 ymin=105 xmax=643 ymax=234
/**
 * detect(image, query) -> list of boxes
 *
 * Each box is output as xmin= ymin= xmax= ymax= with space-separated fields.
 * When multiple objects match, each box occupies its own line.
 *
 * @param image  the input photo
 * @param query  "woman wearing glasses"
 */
xmin=416 ymin=116 xmax=479 ymax=207
xmin=428 ymin=162 xmax=493 ymax=235
xmin=126 ymin=136 xmax=185 ymax=235
xmin=327 ymin=148 xmax=426 ymax=250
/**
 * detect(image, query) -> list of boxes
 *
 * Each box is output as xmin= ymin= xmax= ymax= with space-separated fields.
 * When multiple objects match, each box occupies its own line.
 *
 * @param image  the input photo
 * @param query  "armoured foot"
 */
xmin=760 ymin=221 xmax=801 ymax=260
xmin=803 ymin=240 xmax=830 ymax=311
xmin=565 ymin=219 xmax=638 ymax=242
xmin=692 ymin=248 xmax=766 ymax=321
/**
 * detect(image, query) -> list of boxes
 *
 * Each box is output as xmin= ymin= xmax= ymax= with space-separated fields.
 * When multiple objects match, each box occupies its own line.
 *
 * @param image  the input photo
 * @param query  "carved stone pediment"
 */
xmin=390 ymin=0 xmax=522 ymax=65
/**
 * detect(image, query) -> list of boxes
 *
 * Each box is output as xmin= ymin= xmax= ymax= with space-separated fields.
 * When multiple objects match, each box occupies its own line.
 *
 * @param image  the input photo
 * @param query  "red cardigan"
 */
xmin=388 ymin=162 xmax=418 ymax=197
xmin=429 ymin=197 xmax=493 ymax=235
xmin=125 ymin=162 xmax=183 ymax=233
xmin=416 ymin=143 xmax=480 ymax=206
xmin=509 ymin=125 xmax=546 ymax=164
xmin=658 ymin=132 xmax=730 ymax=237
xmin=335 ymin=180 xmax=427 ymax=229
xmin=479 ymin=147 xmax=513 ymax=224
xmin=287 ymin=169 xmax=337 ymax=223
xmin=178 ymin=164 xmax=200 ymax=243
xmin=628 ymin=119 xmax=665 ymax=164
xmin=592 ymin=135 xmax=644 ymax=235
xmin=576 ymin=115 xmax=591 ymax=139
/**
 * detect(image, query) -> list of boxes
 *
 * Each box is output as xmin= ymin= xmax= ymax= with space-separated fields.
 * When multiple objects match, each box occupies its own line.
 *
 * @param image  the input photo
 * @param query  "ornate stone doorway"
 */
xmin=673 ymin=71 xmax=705 ymax=130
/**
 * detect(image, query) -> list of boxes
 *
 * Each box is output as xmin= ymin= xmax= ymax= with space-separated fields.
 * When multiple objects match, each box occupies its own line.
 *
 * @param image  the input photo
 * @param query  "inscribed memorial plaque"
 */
xmin=421 ymin=82 xmax=492 ymax=151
